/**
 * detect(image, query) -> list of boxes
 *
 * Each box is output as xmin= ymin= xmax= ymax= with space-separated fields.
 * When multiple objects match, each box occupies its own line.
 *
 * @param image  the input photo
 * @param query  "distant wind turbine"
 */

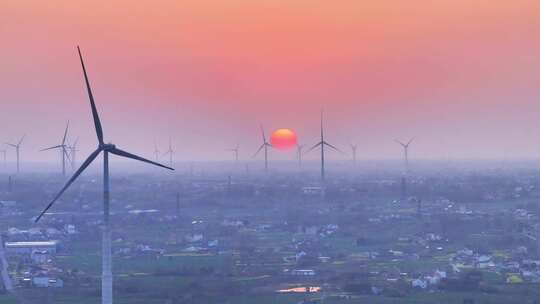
xmin=226 ymin=144 xmax=239 ymax=162
xmin=350 ymin=144 xmax=358 ymax=165
xmin=153 ymin=140 xmax=160 ymax=162
xmin=0 ymin=149 xmax=6 ymax=167
xmin=306 ymin=110 xmax=343 ymax=181
xmin=4 ymin=135 xmax=25 ymax=173
xmin=395 ymin=138 xmax=414 ymax=201
xmin=41 ymin=121 xmax=71 ymax=176
xmin=67 ymin=137 xmax=79 ymax=170
xmin=253 ymin=125 xmax=272 ymax=173
xmin=35 ymin=46 xmax=174 ymax=304
xmin=296 ymin=144 xmax=305 ymax=168
xmin=395 ymin=138 xmax=414 ymax=173
xmin=162 ymin=137 xmax=174 ymax=167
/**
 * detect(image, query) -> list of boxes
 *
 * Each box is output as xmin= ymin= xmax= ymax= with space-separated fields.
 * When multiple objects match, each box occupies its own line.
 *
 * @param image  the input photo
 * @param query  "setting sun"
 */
xmin=270 ymin=128 xmax=297 ymax=150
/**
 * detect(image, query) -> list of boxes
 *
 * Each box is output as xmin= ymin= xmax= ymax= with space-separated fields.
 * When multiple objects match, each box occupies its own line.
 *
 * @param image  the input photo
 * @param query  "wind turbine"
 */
xmin=395 ymin=138 xmax=414 ymax=173
xmin=395 ymin=138 xmax=414 ymax=200
xmin=162 ymin=137 xmax=174 ymax=167
xmin=153 ymin=140 xmax=160 ymax=162
xmin=5 ymin=135 xmax=25 ymax=173
xmin=306 ymin=110 xmax=343 ymax=181
xmin=68 ymin=137 xmax=79 ymax=170
xmin=226 ymin=144 xmax=239 ymax=162
xmin=41 ymin=121 xmax=71 ymax=176
xmin=296 ymin=144 xmax=305 ymax=168
xmin=350 ymin=144 xmax=358 ymax=165
xmin=0 ymin=149 xmax=6 ymax=167
xmin=253 ymin=125 xmax=272 ymax=173
xmin=35 ymin=46 xmax=174 ymax=304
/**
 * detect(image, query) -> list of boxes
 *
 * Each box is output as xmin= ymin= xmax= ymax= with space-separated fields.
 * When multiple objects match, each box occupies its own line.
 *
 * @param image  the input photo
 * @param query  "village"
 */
xmin=0 ymin=162 xmax=540 ymax=303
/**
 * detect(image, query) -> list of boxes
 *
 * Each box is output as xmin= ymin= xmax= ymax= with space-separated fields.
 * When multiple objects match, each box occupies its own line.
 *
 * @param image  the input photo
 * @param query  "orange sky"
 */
xmin=1 ymin=0 xmax=540 ymax=161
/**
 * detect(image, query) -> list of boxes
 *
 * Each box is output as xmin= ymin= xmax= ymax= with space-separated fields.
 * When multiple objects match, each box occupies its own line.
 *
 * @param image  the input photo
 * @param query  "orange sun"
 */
xmin=270 ymin=128 xmax=297 ymax=151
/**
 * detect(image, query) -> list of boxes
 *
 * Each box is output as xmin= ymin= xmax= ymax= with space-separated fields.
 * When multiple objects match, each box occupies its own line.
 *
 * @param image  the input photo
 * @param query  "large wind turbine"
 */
xmin=226 ymin=144 xmax=239 ymax=162
xmin=162 ymin=137 xmax=174 ymax=167
xmin=5 ymin=135 xmax=25 ymax=173
xmin=41 ymin=121 xmax=71 ymax=176
xmin=306 ymin=111 xmax=343 ymax=181
xmin=253 ymin=125 xmax=272 ymax=173
xmin=35 ymin=46 xmax=174 ymax=304
xmin=395 ymin=138 xmax=414 ymax=173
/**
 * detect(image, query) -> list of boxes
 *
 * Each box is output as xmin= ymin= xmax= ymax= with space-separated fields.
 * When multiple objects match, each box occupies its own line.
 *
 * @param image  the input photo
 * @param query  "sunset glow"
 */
xmin=2 ymin=1 xmax=540 ymax=160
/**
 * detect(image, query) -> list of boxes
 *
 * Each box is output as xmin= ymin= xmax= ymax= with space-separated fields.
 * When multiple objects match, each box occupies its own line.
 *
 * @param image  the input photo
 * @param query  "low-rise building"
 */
xmin=32 ymin=276 xmax=63 ymax=288
xmin=290 ymin=269 xmax=316 ymax=276
xmin=5 ymin=241 xmax=59 ymax=255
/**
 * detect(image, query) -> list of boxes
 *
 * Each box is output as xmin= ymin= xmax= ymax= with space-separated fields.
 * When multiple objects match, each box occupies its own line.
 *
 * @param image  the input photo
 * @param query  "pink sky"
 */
xmin=1 ymin=0 xmax=540 ymax=161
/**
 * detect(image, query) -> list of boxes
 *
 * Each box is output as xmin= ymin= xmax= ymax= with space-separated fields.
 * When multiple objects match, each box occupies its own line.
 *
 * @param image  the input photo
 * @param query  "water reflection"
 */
xmin=277 ymin=286 xmax=321 ymax=293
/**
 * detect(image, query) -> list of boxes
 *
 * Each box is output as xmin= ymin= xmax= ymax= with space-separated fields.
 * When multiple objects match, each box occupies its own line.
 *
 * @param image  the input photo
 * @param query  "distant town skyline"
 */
xmin=2 ymin=0 xmax=540 ymax=161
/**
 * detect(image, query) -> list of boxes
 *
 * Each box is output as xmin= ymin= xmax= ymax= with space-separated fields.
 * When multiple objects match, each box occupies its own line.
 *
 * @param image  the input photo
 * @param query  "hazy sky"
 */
xmin=2 ymin=0 xmax=540 ymax=162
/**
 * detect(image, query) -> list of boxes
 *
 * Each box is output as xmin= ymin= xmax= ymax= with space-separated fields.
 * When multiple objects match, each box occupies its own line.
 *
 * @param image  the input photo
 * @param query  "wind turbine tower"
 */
xmin=350 ymin=144 xmax=358 ymax=165
xmin=395 ymin=138 xmax=414 ymax=174
xmin=296 ymin=144 xmax=304 ymax=168
xmin=153 ymin=140 xmax=160 ymax=162
xmin=41 ymin=121 xmax=71 ymax=176
xmin=35 ymin=46 xmax=174 ymax=304
xmin=5 ymin=135 xmax=25 ymax=173
xmin=253 ymin=125 xmax=272 ymax=173
xmin=395 ymin=138 xmax=414 ymax=200
xmin=68 ymin=138 xmax=79 ymax=170
xmin=227 ymin=144 xmax=239 ymax=162
xmin=163 ymin=137 xmax=174 ymax=167
xmin=0 ymin=150 xmax=6 ymax=167
xmin=306 ymin=111 xmax=342 ymax=182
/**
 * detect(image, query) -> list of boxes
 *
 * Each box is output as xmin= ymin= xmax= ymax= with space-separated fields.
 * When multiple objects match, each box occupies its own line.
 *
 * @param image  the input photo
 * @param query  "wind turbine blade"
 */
xmin=260 ymin=125 xmax=267 ymax=143
xmin=305 ymin=141 xmax=322 ymax=154
xmin=394 ymin=139 xmax=406 ymax=147
xmin=62 ymin=121 xmax=70 ymax=145
xmin=40 ymin=145 xmax=63 ymax=152
xmin=77 ymin=46 xmax=104 ymax=145
xmin=407 ymin=137 xmax=415 ymax=146
xmin=4 ymin=143 xmax=17 ymax=148
xmin=324 ymin=141 xmax=345 ymax=154
xmin=320 ymin=109 xmax=324 ymax=139
xmin=252 ymin=144 xmax=265 ymax=158
xmin=110 ymin=147 xmax=174 ymax=170
xmin=18 ymin=135 xmax=26 ymax=146
xmin=35 ymin=148 xmax=102 ymax=222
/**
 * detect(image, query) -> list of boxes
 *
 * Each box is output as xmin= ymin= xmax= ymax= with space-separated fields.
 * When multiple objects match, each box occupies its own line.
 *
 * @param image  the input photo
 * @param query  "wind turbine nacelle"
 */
xmin=102 ymin=143 xmax=117 ymax=151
